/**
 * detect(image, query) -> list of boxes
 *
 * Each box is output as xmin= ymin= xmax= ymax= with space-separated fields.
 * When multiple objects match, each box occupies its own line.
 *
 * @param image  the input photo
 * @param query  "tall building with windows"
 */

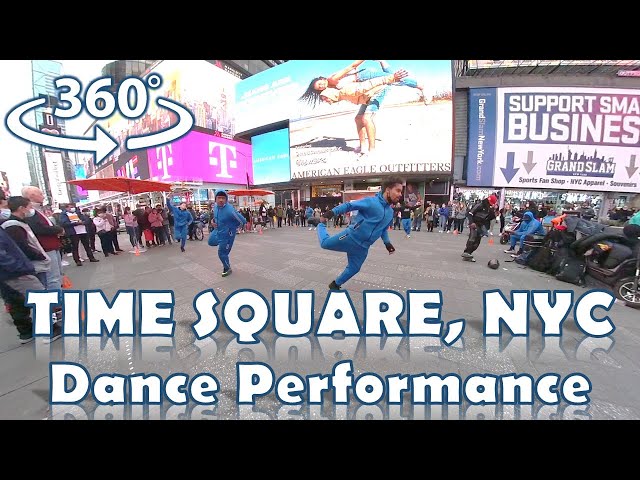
xmin=29 ymin=60 xmax=75 ymax=206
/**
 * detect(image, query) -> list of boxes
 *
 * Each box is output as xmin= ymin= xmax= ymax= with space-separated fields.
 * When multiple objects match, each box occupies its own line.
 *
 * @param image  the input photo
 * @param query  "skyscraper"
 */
xmin=29 ymin=60 xmax=75 ymax=205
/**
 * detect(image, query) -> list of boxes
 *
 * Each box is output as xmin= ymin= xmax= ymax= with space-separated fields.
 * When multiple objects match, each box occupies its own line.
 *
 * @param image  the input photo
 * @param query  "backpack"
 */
xmin=555 ymin=257 xmax=586 ymax=286
xmin=549 ymin=246 xmax=571 ymax=276
xmin=527 ymin=246 xmax=554 ymax=272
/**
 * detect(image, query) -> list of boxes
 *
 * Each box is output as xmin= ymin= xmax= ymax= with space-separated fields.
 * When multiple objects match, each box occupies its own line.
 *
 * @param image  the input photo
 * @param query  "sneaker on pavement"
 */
xmin=504 ymin=248 xmax=515 ymax=254
xmin=43 ymin=322 xmax=63 ymax=344
xmin=461 ymin=252 xmax=474 ymax=258
xmin=19 ymin=332 xmax=34 ymax=344
xmin=328 ymin=280 xmax=341 ymax=291
xmin=222 ymin=268 xmax=232 ymax=277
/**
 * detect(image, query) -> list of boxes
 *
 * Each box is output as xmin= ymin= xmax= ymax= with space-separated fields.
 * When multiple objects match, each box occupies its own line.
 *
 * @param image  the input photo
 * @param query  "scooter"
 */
xmin=499 ymin=215 xmax=521 ymax=245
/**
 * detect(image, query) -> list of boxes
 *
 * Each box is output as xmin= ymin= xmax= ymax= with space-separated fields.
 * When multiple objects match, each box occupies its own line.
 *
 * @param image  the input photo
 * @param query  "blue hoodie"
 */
xmin=0 ymin=227 xmax=35 ymax=282
xmin=212 ymin=190 xmax=246 ymax=235
xmin=515 ymin=211 xmax=545 ymax=236
xmin=305 ymin=206 xmax=314 ymax=219
xmin=331 ymin=191 xmax=394 ymax=248
xmin=166 ymin=199 xmax=193 ymax=228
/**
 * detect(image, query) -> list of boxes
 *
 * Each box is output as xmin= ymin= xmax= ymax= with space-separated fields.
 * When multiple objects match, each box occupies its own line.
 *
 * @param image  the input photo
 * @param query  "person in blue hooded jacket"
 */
xmin=307 ymin=177 xmax=403 ymax=290
xmin=166 ymin=198 xmax=193 ymax=252
xmin=504 ymin=210 xmax=546 ymax=255
xmin=0 ymin=226 xmax=44 ymax=343
xmin=210 ymin=189 xmax=246 ymax=277
xmin=305 ymin=205 xmax=315 ymax=230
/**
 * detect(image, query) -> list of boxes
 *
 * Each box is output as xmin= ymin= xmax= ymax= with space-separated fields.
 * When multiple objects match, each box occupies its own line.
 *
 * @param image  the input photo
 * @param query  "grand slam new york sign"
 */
xmin=467 ymin=87 xmax=640 ymax=193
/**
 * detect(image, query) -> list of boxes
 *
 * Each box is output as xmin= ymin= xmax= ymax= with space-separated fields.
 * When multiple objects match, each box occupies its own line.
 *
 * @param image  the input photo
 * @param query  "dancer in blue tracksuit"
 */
xmin=307 ymin=177 xmax=404 ymax=290
xmin=305 ymin=205 xmax=315 ymax=230
xmin=211 ymin=189 xmax=246 ymax=277
xmin=166 ymin=198 xmax=193 ymax=252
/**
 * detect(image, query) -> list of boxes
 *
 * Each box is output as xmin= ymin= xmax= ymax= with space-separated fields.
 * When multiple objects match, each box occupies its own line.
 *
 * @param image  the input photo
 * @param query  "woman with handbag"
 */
xmin=209 ymin=190 xmax=247 ymax=277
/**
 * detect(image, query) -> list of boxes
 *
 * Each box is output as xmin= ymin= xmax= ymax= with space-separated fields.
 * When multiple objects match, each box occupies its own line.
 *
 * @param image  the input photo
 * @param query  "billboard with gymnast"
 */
xmin=235 ymin=60 xmax=454 ymax=181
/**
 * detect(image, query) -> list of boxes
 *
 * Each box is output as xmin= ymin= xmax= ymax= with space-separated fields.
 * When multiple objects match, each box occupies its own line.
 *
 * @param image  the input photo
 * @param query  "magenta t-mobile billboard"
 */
xmin=147 ymin=130 xmax=253 ymax=185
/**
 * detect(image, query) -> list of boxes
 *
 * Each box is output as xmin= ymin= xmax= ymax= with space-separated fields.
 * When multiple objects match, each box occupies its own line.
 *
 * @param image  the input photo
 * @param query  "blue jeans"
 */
xmin=45 ymin=250 xmax=63 ymax=291
xmin=413 ymin=217 xmax=422 ymax=231
xmin=126 ymin=226 xmax=138 ymax=247
xmin=317 ymin=224 xmax=368 ymax=286
xmin=356 ymin=63 xmax=419 ymax=114
xmin=356 ymin=65 xmax=419 ymax=89
xmin=402 ymin=218 xmax=412 ymax=235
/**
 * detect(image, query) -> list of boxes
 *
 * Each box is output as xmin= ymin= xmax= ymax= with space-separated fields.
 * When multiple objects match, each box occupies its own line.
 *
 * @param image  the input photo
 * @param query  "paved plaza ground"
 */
xmin=1 ymin=224 xmax=639 ymax=420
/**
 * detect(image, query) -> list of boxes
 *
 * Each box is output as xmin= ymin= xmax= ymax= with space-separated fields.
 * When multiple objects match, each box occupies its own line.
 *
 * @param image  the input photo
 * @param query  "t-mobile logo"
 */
xmin=155 ymin=144 xmax=174 ymax=180
xmin=209 ymin=142 xmax=237 ymax=179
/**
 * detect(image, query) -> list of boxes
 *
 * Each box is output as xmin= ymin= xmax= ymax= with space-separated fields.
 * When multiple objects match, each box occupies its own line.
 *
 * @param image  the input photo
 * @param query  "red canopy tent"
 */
xmin=67 ymin=177 xmax=173 ymax=194
xmin=226 ymin=189 xmax=274 ymax=197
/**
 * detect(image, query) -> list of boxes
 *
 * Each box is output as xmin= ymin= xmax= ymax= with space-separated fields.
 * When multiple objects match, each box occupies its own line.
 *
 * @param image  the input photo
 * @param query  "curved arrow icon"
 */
xmin=126 ymin=97 xmax=194 ymax=151
xmin=5 ymin=96 xmax=118 ymax=164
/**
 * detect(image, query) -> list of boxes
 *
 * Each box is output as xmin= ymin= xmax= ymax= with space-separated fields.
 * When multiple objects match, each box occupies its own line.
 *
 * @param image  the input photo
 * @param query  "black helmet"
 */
xmin=487 ymin=259 xmax=500 ymax=269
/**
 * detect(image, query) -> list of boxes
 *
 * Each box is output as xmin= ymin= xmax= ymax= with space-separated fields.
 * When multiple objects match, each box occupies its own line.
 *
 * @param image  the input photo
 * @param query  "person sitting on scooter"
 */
xmin=504 ymin=211 xmax=545 ymax=255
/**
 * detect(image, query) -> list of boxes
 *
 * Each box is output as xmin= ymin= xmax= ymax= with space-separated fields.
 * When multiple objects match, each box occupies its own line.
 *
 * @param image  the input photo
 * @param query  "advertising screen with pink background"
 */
xmin=147 ymin=130 xmax=253 ymax=185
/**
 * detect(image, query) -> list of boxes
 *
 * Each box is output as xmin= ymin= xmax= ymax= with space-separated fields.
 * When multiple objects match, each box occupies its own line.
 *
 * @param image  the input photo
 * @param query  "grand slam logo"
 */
xmin=546 ymin=148 xmax=616 ymax=178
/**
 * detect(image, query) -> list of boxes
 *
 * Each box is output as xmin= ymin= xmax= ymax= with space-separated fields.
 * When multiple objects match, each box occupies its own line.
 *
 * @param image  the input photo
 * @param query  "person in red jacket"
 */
xmin=21 ymin=186 xmax=66 ymax=290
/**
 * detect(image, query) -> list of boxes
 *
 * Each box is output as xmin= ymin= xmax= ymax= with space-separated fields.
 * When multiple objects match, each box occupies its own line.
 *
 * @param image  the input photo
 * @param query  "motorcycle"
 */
xmin=580 ymin=224 xmax=640 ymax=308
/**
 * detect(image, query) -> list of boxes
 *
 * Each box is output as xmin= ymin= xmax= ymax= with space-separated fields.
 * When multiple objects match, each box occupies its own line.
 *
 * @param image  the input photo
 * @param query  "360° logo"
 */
xmin=4 ymin=74 xmax=194 ymax=165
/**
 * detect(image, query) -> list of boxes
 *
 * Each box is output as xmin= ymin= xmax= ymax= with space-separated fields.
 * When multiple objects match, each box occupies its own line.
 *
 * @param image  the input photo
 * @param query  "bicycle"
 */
xmin=193 ymin=221 xmax=205 ymax=241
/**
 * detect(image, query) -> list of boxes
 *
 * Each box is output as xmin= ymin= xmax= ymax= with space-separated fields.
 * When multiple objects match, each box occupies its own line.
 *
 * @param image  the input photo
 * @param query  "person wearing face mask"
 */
xmin=93 ymin=208 xmax=117 ymax=256
xmin=1 ymin=196 xmax=51 ymax=288
xmin=59 ymin=203 xmax=99 ymax=267
xmin=166 ymin=198 xmax=193 ymax=252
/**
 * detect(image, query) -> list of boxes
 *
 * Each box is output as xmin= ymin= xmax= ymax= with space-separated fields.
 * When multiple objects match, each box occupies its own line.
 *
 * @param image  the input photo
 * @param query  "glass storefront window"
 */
xmin=311 ymin=185 xmax=342 ymax=198
xmin=456 ymin=187 xmax=604 ymax=215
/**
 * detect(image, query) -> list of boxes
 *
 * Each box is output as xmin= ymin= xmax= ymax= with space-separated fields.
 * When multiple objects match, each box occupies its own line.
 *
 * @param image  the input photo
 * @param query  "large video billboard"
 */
xmin=114 ymin=149 xmax=149 ymax=180
xmin=236 ymin=60 xmax=453 ymax=181
xmin=467 ymin=87 xmax=640 ymax=193
xmin=251 ymin=128 xmax=290 ymax=184
xmin=147 ymin=130 xmax=253 ymax=185
xmin=96 ymin=60 xmax=240 ymax=168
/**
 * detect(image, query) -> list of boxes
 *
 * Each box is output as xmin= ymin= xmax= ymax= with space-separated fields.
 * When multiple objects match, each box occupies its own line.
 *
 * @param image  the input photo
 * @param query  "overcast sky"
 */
xmin=0 ymin=60 xmax=114 ymax=192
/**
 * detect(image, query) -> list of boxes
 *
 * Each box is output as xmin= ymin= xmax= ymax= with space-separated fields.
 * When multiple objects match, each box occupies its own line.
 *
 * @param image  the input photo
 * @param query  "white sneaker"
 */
xmin=489 ymin=232 xmax=494 ymax=236
xmin=308 ymin=227 xmax=312 ymax=230
xmin=406 ymin=234 xmax=411 ymax=238
xmin=438 ymin=230 xmax=443 ymax=233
